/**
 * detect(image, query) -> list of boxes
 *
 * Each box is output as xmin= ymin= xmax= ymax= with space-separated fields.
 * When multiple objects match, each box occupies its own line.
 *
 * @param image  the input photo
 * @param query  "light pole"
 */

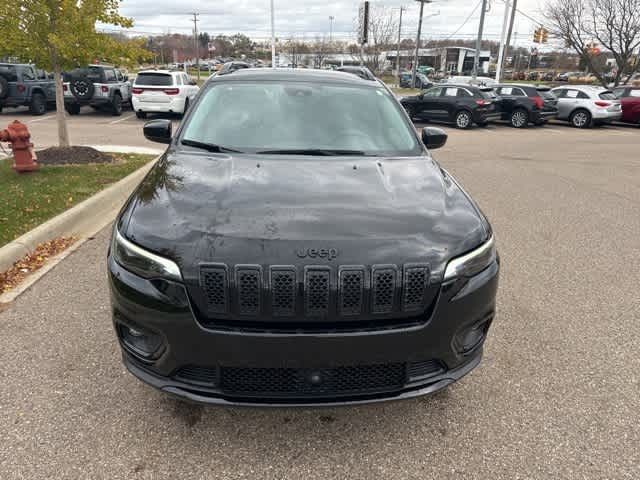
xmin=495 ymin=0 xmax=510 ymax=82
xmin=329 ymin=16 xmax=335 ymax=44
xmin=411 ymin=0 xmax=433 ymax=89
xmin=396 ymin=6 xmax=405 ymax=78
xmin=270 ymin=0 xmax=276 ymax=68
xmin=472 ymin=0 xmax=488 ymax=79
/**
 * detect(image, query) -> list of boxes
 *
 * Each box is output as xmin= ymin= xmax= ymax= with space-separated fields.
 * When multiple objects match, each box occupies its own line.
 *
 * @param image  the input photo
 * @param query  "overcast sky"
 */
xmin=113 ymin=0 xmax=549 ymax=46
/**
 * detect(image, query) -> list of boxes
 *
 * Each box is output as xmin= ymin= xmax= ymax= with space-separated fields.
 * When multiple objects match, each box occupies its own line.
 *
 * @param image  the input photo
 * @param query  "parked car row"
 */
xmin=0 ymin=62 xmax=200 ymax=118
xmin=399 ymin=83 xmax=640 ymax=129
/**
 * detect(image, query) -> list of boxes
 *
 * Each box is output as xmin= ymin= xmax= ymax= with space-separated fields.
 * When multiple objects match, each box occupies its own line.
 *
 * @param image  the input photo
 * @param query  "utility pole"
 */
xmin=270 ymin=0 xmax=276 ymax=68
xmin=411 ymin=0 xmax=430 ymax=89
xmin=502 ymin=0 xmax=518 ymax=79
xmin=495 ymin=0 xmax=510 ymax=82
xmin=191 ymin=13 xmax=200 ymax=81
xmin=472 ymin=0 xmax=488 ymax=79
xmin=329 ymin=16 xmax=335 ymax=44
xmin=396 ymin=6 xmax=405 ymax=78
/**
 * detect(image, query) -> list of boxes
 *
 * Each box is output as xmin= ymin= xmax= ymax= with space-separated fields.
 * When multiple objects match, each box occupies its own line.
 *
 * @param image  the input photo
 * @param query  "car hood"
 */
xmin=121 ymin=151 xmax=488 ymax=280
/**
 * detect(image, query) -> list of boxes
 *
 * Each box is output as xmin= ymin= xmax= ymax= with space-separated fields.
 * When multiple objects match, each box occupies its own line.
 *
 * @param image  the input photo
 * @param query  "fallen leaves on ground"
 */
xmin=0 ymin=237 xmax=76 ymax=294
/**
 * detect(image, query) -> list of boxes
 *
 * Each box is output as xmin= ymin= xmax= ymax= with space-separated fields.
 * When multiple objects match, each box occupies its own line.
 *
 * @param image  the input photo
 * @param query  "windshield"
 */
xmin=599 ymin=91 xmax=616 ymax=100
xmin=180 ymin=81 xmax=421 ymax=156
xmin=135 ymin=73 xmax=173 ymax=86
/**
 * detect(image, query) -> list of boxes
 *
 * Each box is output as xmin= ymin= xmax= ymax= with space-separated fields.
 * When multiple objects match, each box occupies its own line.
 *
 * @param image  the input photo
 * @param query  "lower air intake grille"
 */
xmin=174 ymin=365 xmax=218 ymax=386
xmin=407 ymin=359 xmax=445 ymax=380
xmin=219 ymin=363 xmax=406 ymax=398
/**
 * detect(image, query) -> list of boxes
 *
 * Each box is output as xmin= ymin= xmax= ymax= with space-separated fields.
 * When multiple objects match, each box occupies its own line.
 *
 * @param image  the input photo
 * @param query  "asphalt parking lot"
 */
xmin=1 ymin=119 xmax=639 ymax=478
xmin=0 ymin=106 xmax=180 ymax=153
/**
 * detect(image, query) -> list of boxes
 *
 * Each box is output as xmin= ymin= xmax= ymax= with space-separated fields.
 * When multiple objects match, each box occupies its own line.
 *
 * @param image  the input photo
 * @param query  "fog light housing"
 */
xmin=118 ymin=323 xmax=164 ymax=360
xmin=454 ymin=315 xmax=492 ymax=355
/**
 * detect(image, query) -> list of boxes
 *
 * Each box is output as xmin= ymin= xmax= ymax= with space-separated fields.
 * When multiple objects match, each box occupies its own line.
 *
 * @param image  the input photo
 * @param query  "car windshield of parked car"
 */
xmin=598 ymin=91 xmax=616 ymax=100
xmin=135 ymin=73 xmax=173 ymax=86
xmin=181 ymin=81 xmax=421 ymax=156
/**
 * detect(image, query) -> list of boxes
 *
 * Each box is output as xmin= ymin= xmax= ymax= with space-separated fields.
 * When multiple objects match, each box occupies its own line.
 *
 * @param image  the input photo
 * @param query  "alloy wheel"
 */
xmin=456 ymin=111 xmax=470 ymax=128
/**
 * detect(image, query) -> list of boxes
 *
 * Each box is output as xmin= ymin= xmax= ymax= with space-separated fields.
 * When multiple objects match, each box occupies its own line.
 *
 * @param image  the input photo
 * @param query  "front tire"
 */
xmin=135 ymin=111 xmax=147 ymax=119
xmin=510 ymin=108 xmax=529 ymax=128
xmin=111 ymin=93 xmax=123 ymax=116
xmin=455 ymin=110 xmax=472 ymax=129
xmin=570 ymin=109 xmax=591 ymax=128
xmin=29 ymin=93 xmax=47 ymax=115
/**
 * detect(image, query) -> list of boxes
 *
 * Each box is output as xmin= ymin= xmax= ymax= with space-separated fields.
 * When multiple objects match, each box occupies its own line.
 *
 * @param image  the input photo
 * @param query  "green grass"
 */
xmin=0 ymin=153 xmax=156 ymax=247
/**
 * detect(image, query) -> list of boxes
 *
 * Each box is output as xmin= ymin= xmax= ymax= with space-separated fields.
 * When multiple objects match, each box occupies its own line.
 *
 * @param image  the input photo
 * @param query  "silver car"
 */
xmin=550 ymin=85 xmax=622 ymax=128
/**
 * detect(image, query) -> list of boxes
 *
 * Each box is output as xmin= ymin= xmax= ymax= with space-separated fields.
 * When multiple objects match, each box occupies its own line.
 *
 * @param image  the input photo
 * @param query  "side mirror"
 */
xmin=421 ymin=127 xmax=447 ymax=150
xmin=143 ymin=119 xmax=172 ymax=144
xmin=123 ymin=75 xmax=129 ymax=82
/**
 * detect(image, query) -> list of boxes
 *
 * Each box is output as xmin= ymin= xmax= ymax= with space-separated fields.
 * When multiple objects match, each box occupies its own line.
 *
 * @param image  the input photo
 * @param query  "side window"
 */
xmin=115 ymin=70 xmax=124 ymax=82
xmin=565 ymin=90 xmax=579 ymax=99
xmin=612 ymin=88 xmax=625 ymax=99
xmin=457 ymin=89 xmax=472 ymax=97
xmin=422 ymin=87 xmax=442 ymax=97
xmin=183 ymin=74 xmax=191 ymax=85
xmin=175 ymin=74 xmax=182 ymax=86
xmin=444 ymin=87 xmax=458 ymax=97
xmin=499 ymin=87 xmax=513 ymax=95
xmin=577 ymin=91 xmax=590 ymax=99
xmin=512 ymin=88 xmax=526 ymax=96
xmin=22 ymin=67 xmax=36 ymax=81
xmin=630 ymin=90 xmax=640 ymax=98
xmin=104 ymin=69 xmax=116 ymax=82
xmin=553 ymin=89 xmax=566 ymax=98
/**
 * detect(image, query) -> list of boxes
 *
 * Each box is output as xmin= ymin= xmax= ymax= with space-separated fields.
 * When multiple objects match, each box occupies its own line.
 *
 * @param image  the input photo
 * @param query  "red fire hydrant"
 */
xmin=0 ymin=120 xmax=38 ymax=173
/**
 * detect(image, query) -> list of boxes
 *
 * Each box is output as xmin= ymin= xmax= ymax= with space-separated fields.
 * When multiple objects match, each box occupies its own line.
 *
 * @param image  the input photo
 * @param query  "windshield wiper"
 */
xmin=181 ymin=139 xmax=243 ymax=153
xmin=256 ymin=148 xmax=366 ymax=156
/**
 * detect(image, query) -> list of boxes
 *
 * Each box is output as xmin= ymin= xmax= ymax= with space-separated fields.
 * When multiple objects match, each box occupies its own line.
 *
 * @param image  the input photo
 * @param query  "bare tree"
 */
xmin=546 ymin=0 xmax=640 ymax=86
xmin=310 ymin=36 xmax=329 ymax=69
xmin=354 ymin=5 xmax=398 ymax=73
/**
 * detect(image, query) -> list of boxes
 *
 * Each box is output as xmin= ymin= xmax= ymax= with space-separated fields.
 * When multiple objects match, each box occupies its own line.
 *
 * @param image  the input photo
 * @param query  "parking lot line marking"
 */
xmin=109 ymin=114 xmax=135 ymax=125
xmin=27 ymin=115 xmax=56 ymax=124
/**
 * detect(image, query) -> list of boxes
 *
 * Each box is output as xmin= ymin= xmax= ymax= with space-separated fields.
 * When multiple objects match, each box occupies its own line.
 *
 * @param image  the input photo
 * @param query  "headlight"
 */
xmin=443 ymin=236 xmax=496 ymax=281
xmin=111 ymin=229 xmax=182 ymax=281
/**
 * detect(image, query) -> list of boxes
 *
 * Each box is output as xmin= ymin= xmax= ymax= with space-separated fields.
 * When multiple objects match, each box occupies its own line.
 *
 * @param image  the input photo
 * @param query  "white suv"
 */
xmin=132 ymin=70 xmax=199 ymax=118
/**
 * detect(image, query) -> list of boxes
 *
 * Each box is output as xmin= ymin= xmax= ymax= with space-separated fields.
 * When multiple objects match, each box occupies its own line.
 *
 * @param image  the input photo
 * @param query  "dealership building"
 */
xmin=384 ymin=46 xmax=492 ymax=74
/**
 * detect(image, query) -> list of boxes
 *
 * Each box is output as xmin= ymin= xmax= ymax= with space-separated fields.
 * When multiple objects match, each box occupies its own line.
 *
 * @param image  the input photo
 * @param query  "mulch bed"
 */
xmin=36 ymin=146 xmax=113 ymax=165
xmin=0 ymin=236 xmax=76 ymax=295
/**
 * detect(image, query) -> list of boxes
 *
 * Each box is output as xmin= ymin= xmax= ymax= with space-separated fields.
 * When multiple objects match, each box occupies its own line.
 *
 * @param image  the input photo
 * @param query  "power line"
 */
xmin=442 ymin=0 xmax=482 ymax=41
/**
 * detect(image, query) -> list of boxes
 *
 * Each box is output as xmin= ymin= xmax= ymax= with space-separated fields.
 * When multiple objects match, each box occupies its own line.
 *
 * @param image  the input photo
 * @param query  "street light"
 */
xmin=329 ymin=15 xmax=335 ymax=44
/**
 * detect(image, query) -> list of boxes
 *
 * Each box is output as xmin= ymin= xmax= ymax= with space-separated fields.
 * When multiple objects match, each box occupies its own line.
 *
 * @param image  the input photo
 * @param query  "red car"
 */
xmin=612 ymin=86 xmax=640 ymax=124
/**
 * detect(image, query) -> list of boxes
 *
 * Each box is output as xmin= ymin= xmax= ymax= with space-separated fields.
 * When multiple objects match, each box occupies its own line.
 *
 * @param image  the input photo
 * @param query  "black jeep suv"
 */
xmin=0 ymin=63 xmax=55 ymax=115
xmin=400 ymin=84 xmax=501 ymax=128
xmin=108 ymin=69 xmax=499 ymax=406
xmin=493 ymin=84 xmax=558 ymax=127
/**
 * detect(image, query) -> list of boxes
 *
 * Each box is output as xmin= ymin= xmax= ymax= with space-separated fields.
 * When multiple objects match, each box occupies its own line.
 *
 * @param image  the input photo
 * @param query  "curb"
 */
xmin=0 ymin=155 xmax=158 ymax=273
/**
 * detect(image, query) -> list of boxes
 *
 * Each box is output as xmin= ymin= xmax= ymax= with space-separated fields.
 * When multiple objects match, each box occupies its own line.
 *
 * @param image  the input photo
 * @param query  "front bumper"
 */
xmin=108 ymin=255 xmax=499 ymax=406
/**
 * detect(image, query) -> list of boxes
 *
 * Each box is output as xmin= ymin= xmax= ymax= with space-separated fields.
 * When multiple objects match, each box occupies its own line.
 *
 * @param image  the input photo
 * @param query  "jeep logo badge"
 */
xmin=296 ymin=247 xmax=339 ymax=260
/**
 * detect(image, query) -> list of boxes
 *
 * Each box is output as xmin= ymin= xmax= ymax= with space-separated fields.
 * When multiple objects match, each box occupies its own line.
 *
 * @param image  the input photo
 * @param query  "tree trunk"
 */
xmin=53 ymin=63 xmax=70 ymax=147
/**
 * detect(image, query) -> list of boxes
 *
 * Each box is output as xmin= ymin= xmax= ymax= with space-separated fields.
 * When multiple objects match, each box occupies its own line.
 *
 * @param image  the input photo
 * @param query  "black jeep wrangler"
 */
xmin=63 ymin=65 xmax=131 ymax=116
xmin=0 ymin=63 xmax=56 ymax=115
